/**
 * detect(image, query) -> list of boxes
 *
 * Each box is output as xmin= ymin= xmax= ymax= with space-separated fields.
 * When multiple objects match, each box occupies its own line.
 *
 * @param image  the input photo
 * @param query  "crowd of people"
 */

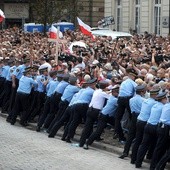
xmin=0 ymin=27 xmax=170 ymax=170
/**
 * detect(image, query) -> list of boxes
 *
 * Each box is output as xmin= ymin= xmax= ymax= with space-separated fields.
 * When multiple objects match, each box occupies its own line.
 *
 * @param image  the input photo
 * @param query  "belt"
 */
xmin=119 ymin=96 xmax=132 ymax=99
xmin=137 ymin=119 xmax=147 ymax=123
xmin=158 ymin=122 xmax=170 ymax=128
xmin=147 ymin=123 xmax=158 ymax=127
xmin=17 ymin=91 xmax=29 ymax=95
xmin=90 ymin=107 xmax=101 ymax=112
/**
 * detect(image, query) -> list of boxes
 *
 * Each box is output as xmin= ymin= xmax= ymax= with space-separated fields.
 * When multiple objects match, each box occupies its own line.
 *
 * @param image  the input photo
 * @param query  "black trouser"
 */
xmin=49 ymin=105 xmax=73 ymax=137
xmin=0 ymin=77 xmax=5 ymax=97
xmin=45 ymin=92 xmax=62 ymax=131
xmin=1 ymin=80 xmax=12 ymax=112
xmin=79 ymin=107 xmax=100 ymax=147
xmin=123 ymin=114 xmax=137 ymax=155
xmin=11 ymin=92 xmax=30 ymax=124
xmin=37 ymin=96 xmax=51 ymax=128
xmin=150 ymin=124 xmax=170 ymax=170
xmin=114 ymin=96 xmax=132 ymax=140
xmin=66 ymin=103 xmax=89 ymax=140
xmin=131 ymin=120 xmax=147 ymax=163
xmin=86 ymin=113 xmax=115 ymax=146
xmin=8 ymin=78 xmax=19 ymax=114
xmin=47 ymin=100 xmax=69 ymax=131
xmin=136 ymin=123 xmax=158 ymax=167
xmin=27 ymin=90 xmax=38 ymax=121
xmin=0 ymin=77 xmax=6 ymax=107
xmin=156 ymin=147 xmax=170 ymax=170
xmin=30 ymin=91 xmax=45 ymax=120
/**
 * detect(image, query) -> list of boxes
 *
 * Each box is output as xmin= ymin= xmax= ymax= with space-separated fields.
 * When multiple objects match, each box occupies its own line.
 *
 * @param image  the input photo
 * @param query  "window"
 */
xmin=135 ymin=0 xmax=140 ymax=33
xmin=116 ymin=0 xmax=122 ymax=31
xmin=154 ymin=0 xmax=161 ymax=35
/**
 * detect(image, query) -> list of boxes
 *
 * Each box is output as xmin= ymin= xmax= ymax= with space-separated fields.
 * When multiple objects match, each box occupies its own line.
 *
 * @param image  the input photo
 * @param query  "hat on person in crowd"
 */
xmin=73 ymin=68 xmax=81 ymax=74
xmin=150 ymin=66 xmax=158 ymax=72
xmin=69 ymin=76 xmax=77 ymax=85
xmin=127 ymin=68 xmax=138 ymax=77
xmin=62 ymin=73 xmax=70 ymax=81
xmin=23 ymin=67 xmax=32 ymax=74
xmin=57 ymin=69 xmax=64 ymax=74
xmin=56 ymin=73 xmax=64 ymax=78
xmin=98 ymin=80 xmax=109 ymax=89
xmin=85 ymin=78 xmax=98 ymax=84
xmin=23 ymin=58 xmax=30 ymax=63
xmin=135 ymin=84 xmax=146 ymax=92
xmin=32 ymin=64 xmax=40 ymax=71
xmin=104 ymin=63 xmax=113 ymax=71
xmin=150 ymin=88 xmax=160 ymax=95
xmin=49 ymin=70 xmax=58 ymax=77
xmin=39 ymin=67 xmax=48 ymax=72
xmin=156 ymin=91 xmax=167 ymax=100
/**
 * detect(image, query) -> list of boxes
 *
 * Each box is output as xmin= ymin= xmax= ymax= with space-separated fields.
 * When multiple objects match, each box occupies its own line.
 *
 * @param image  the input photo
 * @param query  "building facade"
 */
xmin=0 ymin=0 xmax=104 ymax=28
xmin=105 ymin=0 xmax=170 ymax=36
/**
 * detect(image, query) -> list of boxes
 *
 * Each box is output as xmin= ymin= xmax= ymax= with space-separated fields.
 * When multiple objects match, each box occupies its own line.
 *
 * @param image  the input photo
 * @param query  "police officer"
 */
xmin=48 ymin=88 xmax=84 ymax=138
xmin=64 ymin=78 xmax=97 ymax=143
xmin=135 ymin=91 xmax=167 ymax=168
xmin=8 ymin=58 xmax=30 ymax=115
xmin=83 ymin=85 xmax=119 ymax=150
xmin=131 ymin=88 xmax=159 ymax=164
xmin=45 ymin=73 xmax=70 ymax=131
xmin=150 ymin=96 xmax=170 ymax=170
xmin=1 ymin=60 xmax=16 ymax=112
xmin=48 ymin=76 xmax=80 ymax=134
xmin=30 ymin=67 xmax=48 ymax=120
xmin=119 ymin=84 xmax=146 ymax=159
xmin=36 ymin=70 xmax=59 ymax=132
xmin=10 ymin=68 xmax=37 ymax=126
xmin=114 ymin=68 xmax=137 ymax=142
xmin=79 ymin=80 xmax=110 ymax=147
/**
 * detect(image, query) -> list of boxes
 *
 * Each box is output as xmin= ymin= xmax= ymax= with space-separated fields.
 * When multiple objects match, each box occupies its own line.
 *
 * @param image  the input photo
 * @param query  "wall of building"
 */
xmin=105 ymin=0 xmax=170 ymax=36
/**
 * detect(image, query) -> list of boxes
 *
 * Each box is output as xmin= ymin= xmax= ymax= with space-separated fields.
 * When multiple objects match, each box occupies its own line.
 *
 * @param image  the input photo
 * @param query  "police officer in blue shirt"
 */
xmin=44 ymin=73 xmax=69 ymax=131
xmin=48 ymin=88 xmax=85 ymax=138
xmin=36 ymin=70 xmax=59 ymax=132
xmin=0 ymin=59 xmax=10 ymax=97
xmin=135 ymin=91 xmax=167 ymax=168
xmin=30 ymin=67 xmax=48 ymax=121
xmin=1 ymin=60 xmax=16 ymax=112
xmin=8 ymin=58 xmax=30 ymax=114
xmin=131 ymin=88 xmax=159 ymax=164
xmin=65 ymin=78 xmax=97 ymax=143
xmin=119 ymin=84 xmax=146 ymax=159
xmin=10 ymin=68 xmax=37 ymax=126
xmin=49 ymin=76 xmax=80 ymax=131
xmin=114 ymin=68 xmax=137 ymax=142
xmin=150 ymin=95 xmax=170 ymax=170
xmin=83 ymin=85 xmax=120 ymax=150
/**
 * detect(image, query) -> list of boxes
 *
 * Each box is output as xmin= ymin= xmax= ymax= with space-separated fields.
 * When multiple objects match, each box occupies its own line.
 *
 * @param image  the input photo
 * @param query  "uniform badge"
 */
xmin=16 ymin=68 xmax=20 ymax=72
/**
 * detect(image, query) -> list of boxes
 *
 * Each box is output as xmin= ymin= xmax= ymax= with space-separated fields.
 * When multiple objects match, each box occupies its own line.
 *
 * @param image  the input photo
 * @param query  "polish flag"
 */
xmin=49 ymin=25 xmax=58 ymax=39
xmin=0 ymin=9 xmax=5 ymax=23
xmin=77 ymin=17 xmax=95 ymax=40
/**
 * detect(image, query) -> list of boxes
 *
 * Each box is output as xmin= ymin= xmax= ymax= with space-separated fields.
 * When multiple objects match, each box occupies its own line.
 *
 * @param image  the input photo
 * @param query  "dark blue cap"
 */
xmin=156 ymin=91 xmax=167 ymax=100
xmin=135 ymin=84 xmax=146 ymax=92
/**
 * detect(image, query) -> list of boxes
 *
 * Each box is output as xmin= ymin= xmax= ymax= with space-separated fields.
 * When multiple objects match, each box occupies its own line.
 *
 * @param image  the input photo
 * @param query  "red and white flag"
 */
xmin=77 ymin=17 xmax=95 ymax=39
xmin=49 ymin=25 xmax=63 ymax=41
xmin=0 ymin=9 xmax=5 ymax=23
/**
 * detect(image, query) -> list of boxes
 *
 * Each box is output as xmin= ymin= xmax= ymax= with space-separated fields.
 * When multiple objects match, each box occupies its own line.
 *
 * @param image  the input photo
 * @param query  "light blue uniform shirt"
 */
xmin=13 ymin=64 xmax=26 ymax=80
xmin=61 ymin=85 xmax=80 ymax=103
xmin=6 ymin=66 xmax=16 ymax=81
xmin=119 ymin=78 xmax=137 ymax=97
xmin=54 ymin=80 xmax=69 ymax=94
xmin=17 ymin=76 xmax=37 ymax=94
xmin=36 ymin=75 xmax=47 ymax=93
xmin=130 ymin=94 xmax=145 ymax=116
xmin=46 ymin=80 xmax=59 ymax=97
xmin=76 ymin=86 xmax=94 ymax=104
xmin=1 ymin=65 xmax=10 ymax=78
xmin=137 ymin=98 xmax=157 ymax=122
xmin=147 ymin=102 xmax=164 ymax=125
xmin=102 ymin=95 xmax=118 ymax=117
xmin=159 ymin=103 xmax=170 ymax=126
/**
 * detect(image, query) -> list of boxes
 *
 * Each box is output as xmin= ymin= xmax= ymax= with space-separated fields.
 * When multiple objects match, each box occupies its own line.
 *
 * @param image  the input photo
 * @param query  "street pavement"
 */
xmin=0 ymin=116 xmax=152 ymax=170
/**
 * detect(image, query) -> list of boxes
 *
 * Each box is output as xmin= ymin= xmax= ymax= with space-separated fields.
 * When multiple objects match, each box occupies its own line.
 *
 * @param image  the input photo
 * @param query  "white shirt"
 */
xmin=89 ymin=89 xmax=110 ymax=110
